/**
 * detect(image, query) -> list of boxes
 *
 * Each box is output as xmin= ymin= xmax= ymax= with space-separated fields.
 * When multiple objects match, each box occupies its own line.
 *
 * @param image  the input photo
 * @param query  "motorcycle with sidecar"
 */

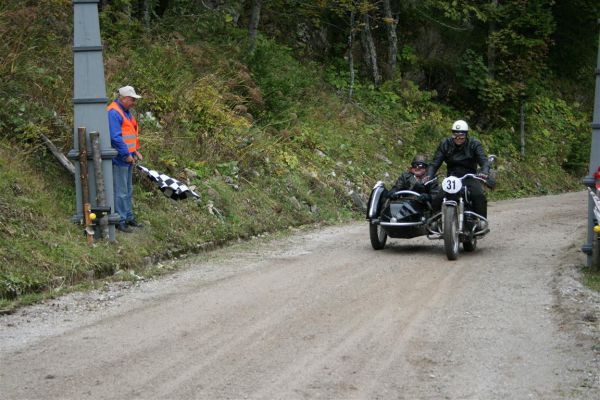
xmin=367 ymin=155 xmax=496 ymax=260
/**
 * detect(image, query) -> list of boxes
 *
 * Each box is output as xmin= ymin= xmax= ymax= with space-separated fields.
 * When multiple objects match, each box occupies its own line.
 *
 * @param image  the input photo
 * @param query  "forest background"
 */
xmin=1 ymin=0 xmax=599 ymax=308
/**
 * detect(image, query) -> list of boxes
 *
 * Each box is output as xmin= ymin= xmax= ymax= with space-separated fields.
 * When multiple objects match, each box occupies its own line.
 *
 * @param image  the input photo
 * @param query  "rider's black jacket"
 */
xmin=427 ymin=137 xmax=489 ymax=178
xmin=390 ymin=172 xmax=439 ymax=201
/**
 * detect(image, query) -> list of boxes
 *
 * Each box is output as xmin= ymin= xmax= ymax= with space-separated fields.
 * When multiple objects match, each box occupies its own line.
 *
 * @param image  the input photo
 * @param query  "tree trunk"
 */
xmin=203 ymin=0 xmax=225 ymax=9
xmin=487 ymin=0 xmax=498 ymax=78
xmin=520 ymin=100 xmax=525 ymax=156
xmin=248 ymin=0 xmax=262 ymax=55
xmin=360 ymin=12 xmax=381 ymax=86
xmin=156 ymin=0 xmax=170 ymax=17
xmin=382 ymin=0 xmax=398 ymax=81
xmin=142 ymin=0 xmax=151 ymax=29
xmin=348 ymin=9 xmax=356 ymax=100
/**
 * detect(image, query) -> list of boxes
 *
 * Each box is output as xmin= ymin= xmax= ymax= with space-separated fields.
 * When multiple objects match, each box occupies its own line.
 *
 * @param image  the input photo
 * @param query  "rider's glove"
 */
xmin=417 ymin=193 xmax=430 ymax=203
xmin=477 ymin=173 xmax=488 ymax=180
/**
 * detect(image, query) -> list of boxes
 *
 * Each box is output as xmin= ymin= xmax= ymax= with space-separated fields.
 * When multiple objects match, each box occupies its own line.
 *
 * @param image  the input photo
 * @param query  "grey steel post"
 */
xmin=68 ymin=0 xmax=118 ymax=241
xmin=582 ymin=20 xmax=600 ymax=266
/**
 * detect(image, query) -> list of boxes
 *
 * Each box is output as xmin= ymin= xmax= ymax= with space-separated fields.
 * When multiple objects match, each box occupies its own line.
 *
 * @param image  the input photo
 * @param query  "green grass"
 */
xmin=0 ymin=0 xmax=590 ymax=308
xmin=582 ymin=266 xmax=600 ymax=292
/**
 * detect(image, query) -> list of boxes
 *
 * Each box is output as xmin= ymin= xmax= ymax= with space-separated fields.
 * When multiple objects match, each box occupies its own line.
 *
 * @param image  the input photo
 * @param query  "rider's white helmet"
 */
xmin=452 ymin=120 xmax=469 ymax=134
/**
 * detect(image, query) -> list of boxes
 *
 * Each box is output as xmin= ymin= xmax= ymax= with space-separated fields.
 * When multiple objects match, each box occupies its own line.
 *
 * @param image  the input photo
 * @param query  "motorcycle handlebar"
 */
xmin=455 ymin=173 xmax=487 ymax=183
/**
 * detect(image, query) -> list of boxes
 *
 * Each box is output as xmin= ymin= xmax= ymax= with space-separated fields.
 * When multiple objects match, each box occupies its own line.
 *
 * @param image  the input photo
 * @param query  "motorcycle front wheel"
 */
xmin=369 ymin=223 xmax=387 ymax=250
xmin=443 ymin=206 xmax=459 ymax=260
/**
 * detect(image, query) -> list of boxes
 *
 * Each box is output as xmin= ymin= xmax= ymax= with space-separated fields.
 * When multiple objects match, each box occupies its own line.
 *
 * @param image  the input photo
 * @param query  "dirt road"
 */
xmin=1 ymin=192 xmax=599 ymax=399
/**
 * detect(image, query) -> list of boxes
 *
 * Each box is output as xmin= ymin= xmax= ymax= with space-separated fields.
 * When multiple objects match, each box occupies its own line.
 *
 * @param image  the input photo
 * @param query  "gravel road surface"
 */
xmin=1 ymin=192 xmax=599 ymax=399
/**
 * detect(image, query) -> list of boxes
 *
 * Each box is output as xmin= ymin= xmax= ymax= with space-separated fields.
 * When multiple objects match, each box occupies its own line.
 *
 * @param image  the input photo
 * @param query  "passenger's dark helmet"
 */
xmin=411 ymin=154 xmax=428 ymax=169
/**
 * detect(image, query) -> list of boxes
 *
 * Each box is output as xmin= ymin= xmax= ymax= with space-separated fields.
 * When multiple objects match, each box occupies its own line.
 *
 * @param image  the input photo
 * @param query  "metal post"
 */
xmin=582 ymin=20 xmax=600 ymax=266
xmin=68 ymin=0 xmax=118 ymax=241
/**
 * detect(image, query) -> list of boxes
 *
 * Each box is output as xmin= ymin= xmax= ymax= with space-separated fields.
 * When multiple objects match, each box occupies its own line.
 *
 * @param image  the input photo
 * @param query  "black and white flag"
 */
xmin=136 ymin=165 xmax=200 ymax=200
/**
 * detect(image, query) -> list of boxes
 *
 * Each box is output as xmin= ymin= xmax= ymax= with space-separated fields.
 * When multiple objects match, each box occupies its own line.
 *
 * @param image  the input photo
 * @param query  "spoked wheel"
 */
xmin=443 ymin=206 xmax=459 ymax=260
xmin=369 ymin=223 xmax=387 ymax=250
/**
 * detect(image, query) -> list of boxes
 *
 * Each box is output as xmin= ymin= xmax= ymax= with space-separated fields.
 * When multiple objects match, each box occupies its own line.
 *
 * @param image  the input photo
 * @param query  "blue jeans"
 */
xmin=113 ymin=163 xmax=134 ymax=224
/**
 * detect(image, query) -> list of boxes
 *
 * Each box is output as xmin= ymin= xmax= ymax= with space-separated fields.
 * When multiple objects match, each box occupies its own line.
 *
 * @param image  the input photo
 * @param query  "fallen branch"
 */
xmin=41 ymin=134 xmax=75 ymax=175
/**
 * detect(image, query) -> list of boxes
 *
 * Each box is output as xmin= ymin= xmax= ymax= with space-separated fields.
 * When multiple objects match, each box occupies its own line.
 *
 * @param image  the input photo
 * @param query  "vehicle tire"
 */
xmin=463 ymin=236 xmax=477 ymax=252
xmin=369 ymin=223 xmax=387 ymax=250
xmin=443 ymin=206 xmax=459 ymax=260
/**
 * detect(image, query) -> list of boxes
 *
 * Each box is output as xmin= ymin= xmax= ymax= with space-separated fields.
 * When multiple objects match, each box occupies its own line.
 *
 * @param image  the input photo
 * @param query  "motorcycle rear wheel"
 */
xmin=369 ymin=223 xmax=387 ymax=250
xmin=443 ymin=206 xmax=459 ymax=260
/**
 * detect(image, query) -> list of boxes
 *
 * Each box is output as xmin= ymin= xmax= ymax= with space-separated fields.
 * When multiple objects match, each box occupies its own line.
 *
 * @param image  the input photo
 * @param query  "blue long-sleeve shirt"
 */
xmin=108 ymin=100 xmax=135 ymax=166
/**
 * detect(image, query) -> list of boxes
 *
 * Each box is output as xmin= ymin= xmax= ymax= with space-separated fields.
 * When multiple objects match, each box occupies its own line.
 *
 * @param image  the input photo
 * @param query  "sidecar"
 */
xmin=366 ymin=181 xmax=432 ymax=250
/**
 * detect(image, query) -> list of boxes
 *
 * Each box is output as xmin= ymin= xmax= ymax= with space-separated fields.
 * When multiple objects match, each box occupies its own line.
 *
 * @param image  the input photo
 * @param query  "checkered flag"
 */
xmin=136 ymin=164 xmax=200 ymax=200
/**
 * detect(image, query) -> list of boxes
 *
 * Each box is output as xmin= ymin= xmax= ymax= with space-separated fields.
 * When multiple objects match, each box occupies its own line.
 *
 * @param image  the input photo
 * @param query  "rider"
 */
xmin=387 ymin=154 xmax=439 ymax=206
xmin=427 ymin=120 xmax=490 ymax=221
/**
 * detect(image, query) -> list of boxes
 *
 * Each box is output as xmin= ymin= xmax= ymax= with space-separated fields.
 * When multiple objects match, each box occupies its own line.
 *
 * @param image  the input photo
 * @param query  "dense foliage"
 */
xmin=0 ymin=0 xmax=597 ymax=305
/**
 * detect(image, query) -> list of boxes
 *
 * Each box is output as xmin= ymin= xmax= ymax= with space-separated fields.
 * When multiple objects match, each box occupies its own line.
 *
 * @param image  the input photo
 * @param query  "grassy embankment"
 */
xmin=0 ymin=2 xmax=590 ymax=309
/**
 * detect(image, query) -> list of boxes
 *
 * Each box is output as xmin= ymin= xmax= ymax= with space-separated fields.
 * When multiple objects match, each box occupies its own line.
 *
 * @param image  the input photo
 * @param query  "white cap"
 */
xmin=118 ymin=85 xmax=141 ymax=99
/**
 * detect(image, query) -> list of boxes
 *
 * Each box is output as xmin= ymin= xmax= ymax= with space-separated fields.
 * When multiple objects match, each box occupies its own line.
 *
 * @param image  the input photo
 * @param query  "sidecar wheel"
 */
xmin=369 ymin=223 xmax=387 ymax=250
xmin=443 ymin=206 xmax=459 ymax=260
xmin=463 ymin=237 xmax=477 ymax=252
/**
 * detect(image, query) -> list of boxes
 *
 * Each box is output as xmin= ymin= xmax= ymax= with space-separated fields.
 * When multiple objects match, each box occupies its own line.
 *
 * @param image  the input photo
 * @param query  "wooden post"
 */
xmin=90 ymin=131 xmax=109 ymax=239
xmin=592 ymin=232 xmax=600 ymax=272
xmin=78 ymin=127 xmax=93 ymax=245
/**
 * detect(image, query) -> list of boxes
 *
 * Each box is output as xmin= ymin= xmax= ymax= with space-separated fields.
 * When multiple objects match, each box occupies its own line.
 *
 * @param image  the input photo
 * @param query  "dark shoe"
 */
xmin=126 ymin=220 xmax=143 ymax=228
xmin=116 ymin=223 xmax=133 ymax=233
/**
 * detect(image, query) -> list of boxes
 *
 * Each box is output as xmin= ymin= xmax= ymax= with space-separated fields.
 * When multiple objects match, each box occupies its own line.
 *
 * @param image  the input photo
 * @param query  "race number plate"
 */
xmin=442 ymin=176 xmax=462 ymax=194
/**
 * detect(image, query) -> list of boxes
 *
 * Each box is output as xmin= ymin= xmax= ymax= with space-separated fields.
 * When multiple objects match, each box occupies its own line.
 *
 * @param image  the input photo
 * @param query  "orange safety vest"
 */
xmin=107 ymin=101 xmax=140 ymax=152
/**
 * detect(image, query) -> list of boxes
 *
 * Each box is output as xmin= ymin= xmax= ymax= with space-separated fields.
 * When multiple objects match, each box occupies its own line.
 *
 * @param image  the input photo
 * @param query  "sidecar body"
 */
xmin=366 ymin=181 xmax=433 ymax=249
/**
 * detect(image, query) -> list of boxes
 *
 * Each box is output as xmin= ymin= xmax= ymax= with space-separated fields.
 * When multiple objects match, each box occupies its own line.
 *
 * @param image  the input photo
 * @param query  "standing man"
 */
xmin=427 ymin=120 xmax=490 ymax=223
xmin=108 ymin=85 xmax=143 ymax=233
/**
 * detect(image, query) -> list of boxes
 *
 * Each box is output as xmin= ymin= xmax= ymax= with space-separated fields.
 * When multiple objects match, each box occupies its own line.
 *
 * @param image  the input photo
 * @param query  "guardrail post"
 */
xmin=68 ymin=0 xmax=118 ymax=241
xmin=582 ymin=20 xmax=600 ymax=266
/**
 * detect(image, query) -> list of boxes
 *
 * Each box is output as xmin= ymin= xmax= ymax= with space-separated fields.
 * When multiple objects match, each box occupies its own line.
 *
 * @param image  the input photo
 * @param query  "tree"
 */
xmin=347 ymin=6 xmax=357 ymax=99
xmin=248 ymin=0 xmax=262 ymax=55
xmin=487 ymin=0 xmax=497 ymax=78
xmin=549 ymin=0 xmax=600 ymax=105
xmin=359 ymin=8 xmax=381 ymax=85
xmin=381 ymin=0 xmax=398 ymax=81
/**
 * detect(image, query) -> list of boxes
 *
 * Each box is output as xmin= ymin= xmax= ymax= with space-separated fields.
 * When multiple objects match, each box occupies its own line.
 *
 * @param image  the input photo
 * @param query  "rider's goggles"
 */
xmin=411 ymin=162 xmax=427 ymax=169
xmin=452 ymin=132 xmax=467 ymax=139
